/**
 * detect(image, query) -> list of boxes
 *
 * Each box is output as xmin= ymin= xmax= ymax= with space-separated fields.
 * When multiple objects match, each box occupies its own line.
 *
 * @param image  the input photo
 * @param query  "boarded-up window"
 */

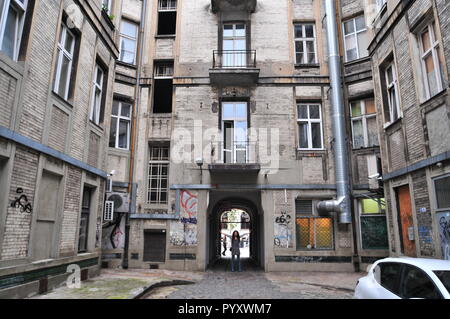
xmin=143 ymin=229 xmax=166 ymax=262
xmin=0 ymin=68 xmax=16 ymax=127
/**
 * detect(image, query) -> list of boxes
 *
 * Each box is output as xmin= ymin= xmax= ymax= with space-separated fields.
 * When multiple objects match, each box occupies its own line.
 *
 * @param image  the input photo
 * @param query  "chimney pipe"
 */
xmin=317 ymin=0 xmax=352 ymax=224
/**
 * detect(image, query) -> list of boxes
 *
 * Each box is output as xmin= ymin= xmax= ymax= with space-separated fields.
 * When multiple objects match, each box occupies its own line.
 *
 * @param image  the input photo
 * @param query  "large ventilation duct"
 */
xmin=317 ymin=0 xmax=352 ymax=224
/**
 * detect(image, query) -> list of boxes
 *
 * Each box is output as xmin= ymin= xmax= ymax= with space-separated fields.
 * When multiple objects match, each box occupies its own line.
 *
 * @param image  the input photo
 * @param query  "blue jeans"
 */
xmin=231 ymin=254 xmax=241 ymax=272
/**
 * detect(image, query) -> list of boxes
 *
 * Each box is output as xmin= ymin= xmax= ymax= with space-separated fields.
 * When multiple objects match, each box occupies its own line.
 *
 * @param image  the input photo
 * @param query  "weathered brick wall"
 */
xmin=59 ymin=165 xmax=82 ymax=255
xmin=0 ymin=67 xmax=17 ymax=128
xmin=411 ymin=169 xmax=435 ymax=257
xmin=48 ymin=106 xmax=69 ymax=153
xmin=18 ymin=0 xmax=60 ymax=143
xmin=1 ymin=147 xmax=39 ymax=260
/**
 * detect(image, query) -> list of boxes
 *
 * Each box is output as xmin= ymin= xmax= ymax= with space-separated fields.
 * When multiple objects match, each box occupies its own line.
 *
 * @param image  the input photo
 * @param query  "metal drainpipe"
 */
xmin=123 ymin=0 xmax=147 ymax=269
xmin=316 ymin=0 xmax=352 ymax=224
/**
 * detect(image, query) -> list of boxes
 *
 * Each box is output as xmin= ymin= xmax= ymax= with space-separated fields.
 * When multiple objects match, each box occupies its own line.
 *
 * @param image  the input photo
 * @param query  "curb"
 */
xmin=298 ymin=281 xmax=355 ymax=293
xmin=133 ymin=279 xmax=195 ymax=299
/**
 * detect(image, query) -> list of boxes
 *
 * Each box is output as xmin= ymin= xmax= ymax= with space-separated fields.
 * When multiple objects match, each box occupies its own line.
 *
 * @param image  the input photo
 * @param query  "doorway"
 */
xmin=395 ymin=185 xmax=417 ymax=257
xmin=207 ymin=197 xmax=263 ymax=271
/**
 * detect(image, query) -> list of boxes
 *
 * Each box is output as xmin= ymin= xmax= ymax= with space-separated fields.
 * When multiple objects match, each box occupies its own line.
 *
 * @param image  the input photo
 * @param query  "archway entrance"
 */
xmin=207 ymin=197 xmax=263 ymax=271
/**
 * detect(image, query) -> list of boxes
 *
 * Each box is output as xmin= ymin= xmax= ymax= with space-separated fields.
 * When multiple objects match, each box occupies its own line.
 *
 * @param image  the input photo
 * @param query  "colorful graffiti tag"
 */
xmin=170 ymin=190 xmax=198 ymax=246
xmin=437 ymin=212 xmax=450 ymax=261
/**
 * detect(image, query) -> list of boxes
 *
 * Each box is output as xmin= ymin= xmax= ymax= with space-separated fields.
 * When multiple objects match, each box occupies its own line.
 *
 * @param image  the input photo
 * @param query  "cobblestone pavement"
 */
xmin=145 ymin=270 xmax=356 ymax=299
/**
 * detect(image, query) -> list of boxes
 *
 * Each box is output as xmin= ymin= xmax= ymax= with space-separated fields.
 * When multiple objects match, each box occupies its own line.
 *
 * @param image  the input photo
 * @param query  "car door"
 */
xmin=375 ymin=262 xmax=402 ymax=298
xmin=399 ymin=264 xmax=443 ymax=299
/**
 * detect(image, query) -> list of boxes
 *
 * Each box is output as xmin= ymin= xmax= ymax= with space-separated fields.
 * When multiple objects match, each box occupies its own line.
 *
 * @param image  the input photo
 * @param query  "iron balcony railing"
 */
xmin=212 ymin=140 xmax=257 ymax=164
xmin=212 ymin=50 xmax=257 ymax=68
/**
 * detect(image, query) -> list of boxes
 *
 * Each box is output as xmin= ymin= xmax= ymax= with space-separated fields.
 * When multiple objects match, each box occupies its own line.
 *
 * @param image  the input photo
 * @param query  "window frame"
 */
xmin=119 ymin=19 xmax=138 ymax=65
xmin=147 ymin=145 xmax=170 ymax=205
xmin=418 ymin=22 xmax=445 ymax=99
xmin=53 ymin=22 xmax=76 ymax=100
xmin=297 ymin=103 xmax=324 ymax=150
xmin=342 ymin=15 xmax=368 ymax=62
xmin=358 ymin=197 xmax=389 ymax=250
xmin=89 ymin=63 xmax=105 ymax=125
xmin=383 ymin=61 xmax=401 ymax=124
xmin=433 ymin=173 xmax=450 ymax=212
xmin=0 ymin=0 xmax=27 ymax=61
xmin=350 ymin=98 xmax=378 ymax=149
xmin=158 ymin=0 xmax=177 ymax=11
xmin=109 ymin=100 xmax=131 ymax=150
xmin=399 ymin=264 xmax=444 ymax=299
xmin=78 ymin=187 xmax=92 ymax=253
xmin=293 ymin=23 xmax=317 ymax=65
xmin=102 ymin=0 xmax=112 ymax=14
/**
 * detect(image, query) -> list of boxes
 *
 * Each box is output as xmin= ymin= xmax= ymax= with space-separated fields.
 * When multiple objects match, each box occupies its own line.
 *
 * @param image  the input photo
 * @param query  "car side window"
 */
xmin=379 ymin=262 xmax=402 ymax=296
xmin=400 ymin=265 xmax=442 ymax=299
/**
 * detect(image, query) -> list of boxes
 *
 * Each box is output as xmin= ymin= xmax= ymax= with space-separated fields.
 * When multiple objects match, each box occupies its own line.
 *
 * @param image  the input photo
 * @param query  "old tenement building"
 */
xmin=0 ymin=0 xmax=449 ymax=299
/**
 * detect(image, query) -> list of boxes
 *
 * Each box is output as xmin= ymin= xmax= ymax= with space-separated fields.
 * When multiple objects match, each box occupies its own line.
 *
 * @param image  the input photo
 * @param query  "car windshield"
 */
xmin=434 ymin=271 xmax=450 ymax=294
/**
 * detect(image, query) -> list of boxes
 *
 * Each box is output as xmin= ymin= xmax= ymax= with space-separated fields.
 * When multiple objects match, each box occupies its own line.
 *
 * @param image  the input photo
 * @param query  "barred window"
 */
xmin=295 ymin=199 xmax=333 ymax=250
xmin=359 ymin=198 xmax=389 ymax=250
xmin=147 ymin=145 xmax=169 ymax=204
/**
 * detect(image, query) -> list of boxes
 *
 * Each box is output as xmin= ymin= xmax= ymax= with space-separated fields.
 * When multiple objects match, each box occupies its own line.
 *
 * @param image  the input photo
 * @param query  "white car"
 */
xmin=354 ymin=257 xmax=450 ymax=299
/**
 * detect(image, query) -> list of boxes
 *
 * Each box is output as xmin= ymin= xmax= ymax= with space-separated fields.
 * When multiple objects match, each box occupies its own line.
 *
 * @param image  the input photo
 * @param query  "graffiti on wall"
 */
xmin=170 ymin=190 xmax=198 ymax=246
xmin=102 ymin=215 xmax=125 ymax=250
xmin=437 ymin=213 xmax=450 ymax=260
xmin=10 ymin=188 xmax=33 ymax=213
xmin=274 ymin=210 xmax=293 ymax=248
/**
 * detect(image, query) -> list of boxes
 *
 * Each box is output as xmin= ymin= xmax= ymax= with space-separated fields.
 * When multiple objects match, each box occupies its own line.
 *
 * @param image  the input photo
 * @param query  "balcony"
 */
xmin=209 ymin=50 xmax=259 ymax=86
xmin=211 ymin=0 xmax=257 ymax=13
xmin=208 ymin=141 xmax=261 ymax=173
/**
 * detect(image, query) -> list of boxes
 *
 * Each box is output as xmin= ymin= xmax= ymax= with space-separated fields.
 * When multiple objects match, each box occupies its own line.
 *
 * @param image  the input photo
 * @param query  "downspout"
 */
xmin=316 ymin=0 xmax=352 ymax=225
xmin=123 ymin=0 xmax=147 ymax=269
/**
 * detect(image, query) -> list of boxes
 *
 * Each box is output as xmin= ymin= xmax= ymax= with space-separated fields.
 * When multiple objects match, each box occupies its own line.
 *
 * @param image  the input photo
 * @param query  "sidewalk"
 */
xmin=265 ymin=271 xmax=366 ymax=292
xmin=31 ymin=269 xmax=202 ymax=299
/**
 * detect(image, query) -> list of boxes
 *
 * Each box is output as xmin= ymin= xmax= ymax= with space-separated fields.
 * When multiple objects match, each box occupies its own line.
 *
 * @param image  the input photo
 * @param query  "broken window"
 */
xmin=153 ymin=61 xmax=173 ymax=113
xmin=157 ymin=0 xmax=177 ymax=36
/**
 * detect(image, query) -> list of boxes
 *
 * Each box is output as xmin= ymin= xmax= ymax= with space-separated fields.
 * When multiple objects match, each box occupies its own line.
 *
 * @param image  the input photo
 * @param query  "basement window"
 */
xmin=153 ymin=61 xmax=173 ymax=113
xmin=157 ymin=0 xmax=177 ymax=36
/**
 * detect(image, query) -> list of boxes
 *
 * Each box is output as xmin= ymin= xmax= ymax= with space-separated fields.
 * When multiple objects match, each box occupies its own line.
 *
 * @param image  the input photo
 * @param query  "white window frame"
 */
xmin=376 ymin=0 xmax=387 ymax=12
xmin=110 ymin=101 xmax=131 ymax=150
xmin=0 ymin=0 xmax=27 ymax=61
xmin=342 ymin=15 xmax=368 ymax=62
xmin=384 ymin=62 xmax=401 ymax=124
xmin=147 ymin=145 xmax=170 ymax=204
xmin=221 ymin=102 xmax=248 ymax=164
xmin=297 ymin=103 xmax=324 ymax=150
xmin=418 ymin=22 xmax=445 ymax=99
xmin=294 ymin=23 xmax=317 ymax=64
xmin=102 ymin=0 xmax=112 ymax=14
xmin=158 ymin=0 xmax=177 ymax=11
xmin=89 ymin=64 xmax=105 ymax=125
xmin=154 ymin=62 xmax=174 ymax=79
xmin=350 ymin=98 xmax=378 ymax=149
xmin=119 ymin=19 xmax=138 ymax=65
xmin=53 ymin=22 xmax=76 ymax=100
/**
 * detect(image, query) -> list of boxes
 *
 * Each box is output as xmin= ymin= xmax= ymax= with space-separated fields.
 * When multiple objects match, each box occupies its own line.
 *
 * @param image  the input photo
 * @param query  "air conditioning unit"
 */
xmin=106 ymin=192 xmax=129 ymax=213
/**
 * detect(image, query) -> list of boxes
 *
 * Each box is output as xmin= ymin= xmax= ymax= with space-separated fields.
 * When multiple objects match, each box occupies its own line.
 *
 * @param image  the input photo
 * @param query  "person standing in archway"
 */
xmin=230 ymin=231 xmax=242 ymax=272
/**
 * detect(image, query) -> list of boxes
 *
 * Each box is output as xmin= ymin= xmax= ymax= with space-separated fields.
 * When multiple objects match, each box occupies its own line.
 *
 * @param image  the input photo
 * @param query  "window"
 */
xmin=119 ymin=20 xmax=138 ymax=64
xmin=157 ymin=0 xmax=177 ymax=36
xmin=153 ymin=61 xmax=173 ymax=113
xmin=294 ymin=23 xmax=317 ymax=64
xmin=0 ymin=0 xmax=27 ymax=60
xmin=53 ymin=22 xmax=76 ymax=100
xmin=223 ymin=23 xmax=246 ymax=67
xmin=401 ymin=265 xmax=442 ymax=299
xmin=297 ymin=104 xmax=323 ymax=149
xmin=109 ymin=100 xmax=131 ymax=149
xmin=147 ymin=145 xmax=169 ymax=204
xmin=434 ymin=271 xmax=450 ymax=295
xmin=222 ymin=102 xmax=248 ymax=163
xmin=434 ymin=175 xmax=450 ymax=210
xmin=418 ymin=22 xmax=446 ymax=99
xmin=78 ymin=187 xmax=92 ymax=253
xmin=89 ymin=63 xmax=106 ymax=125
xmin=295 ymin=200 xmax=334 ymax=250
xmin=343 ymin=15 xmax=368 ymax=62
xmin=382 ymin=61 xmax=401 ymax=123
xmin=376 ymin=0 xmax=386 ymax=11
xmin=102 ymin=0 xmax=112 ymax=14
xmin=350 ymin=98 xmax=379 ymax=148
xmin=379 ymin=262 xmax=402 ymax=296
xmin=359 ymin=198 xmax=389 ymax=249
